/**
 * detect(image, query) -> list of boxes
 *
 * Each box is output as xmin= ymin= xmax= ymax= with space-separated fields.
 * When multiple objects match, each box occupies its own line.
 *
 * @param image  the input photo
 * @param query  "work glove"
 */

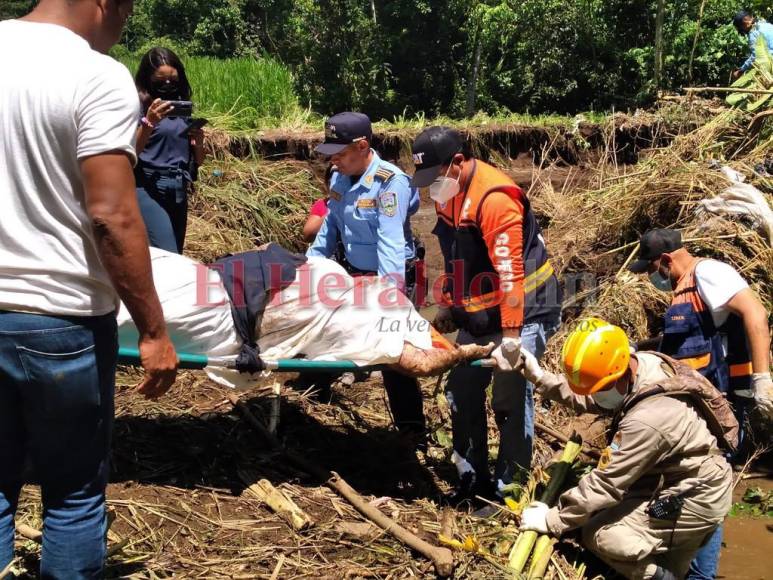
xmin=520 ymin=501 xmax=550 ymax=534
xmin=491 ymin=337 xmax=522 ymax=371
xmin=752 ymin=373 xmax=773 ymax=420
xmin=514 ymin=347 xmax=545 ymax=384
xmin=433 ymin=306 xmax=457 ymax=334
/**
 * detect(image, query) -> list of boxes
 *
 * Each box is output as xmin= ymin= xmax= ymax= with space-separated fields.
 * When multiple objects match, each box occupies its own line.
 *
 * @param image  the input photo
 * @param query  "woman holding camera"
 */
xmin=134 ymin=47 xmax=205 ymax=254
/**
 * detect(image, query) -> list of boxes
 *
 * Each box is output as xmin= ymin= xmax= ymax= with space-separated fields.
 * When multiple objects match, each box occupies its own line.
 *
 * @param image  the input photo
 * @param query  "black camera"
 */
xmin=165 ymin=100 xmax=193 ymax=118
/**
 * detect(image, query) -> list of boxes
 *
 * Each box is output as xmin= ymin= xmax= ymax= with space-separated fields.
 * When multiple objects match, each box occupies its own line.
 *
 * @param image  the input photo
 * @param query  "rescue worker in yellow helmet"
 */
xmin=515 ymin=319 xmax=734 ymax=580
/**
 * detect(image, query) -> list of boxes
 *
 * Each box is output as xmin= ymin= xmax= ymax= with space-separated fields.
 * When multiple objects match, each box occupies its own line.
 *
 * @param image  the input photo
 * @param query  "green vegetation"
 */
xmin=729 ymin=487 xmax=772 ymax=517
xmin=727 ymin=36 xmax=773 ymax=111
xmin=116 ymin=0 xmax=770 ymax=118
xmin=4 ymin=1 xmax=771 ymax=123
xmin=115 ymin=53 xmax=313 ymax=130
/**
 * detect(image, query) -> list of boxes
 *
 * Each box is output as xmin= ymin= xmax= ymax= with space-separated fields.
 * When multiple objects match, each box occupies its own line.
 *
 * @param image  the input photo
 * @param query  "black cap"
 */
xmin=628 ymin=229 xmax=683 ymax=273
xmin=315 ymin=112 xmax=372 ymax=156
xmin=410 ymin=126 xmax=464 ymax=187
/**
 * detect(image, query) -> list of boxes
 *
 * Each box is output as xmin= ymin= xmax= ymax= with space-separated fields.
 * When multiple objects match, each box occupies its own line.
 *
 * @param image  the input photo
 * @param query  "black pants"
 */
xmin=382 ymin=369 xmax=425 ymax=435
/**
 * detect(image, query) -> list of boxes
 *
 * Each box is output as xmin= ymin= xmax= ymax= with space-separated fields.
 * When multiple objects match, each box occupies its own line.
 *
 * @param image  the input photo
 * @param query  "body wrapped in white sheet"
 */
xmin=117 ymin=249 xmax=432 ymax=388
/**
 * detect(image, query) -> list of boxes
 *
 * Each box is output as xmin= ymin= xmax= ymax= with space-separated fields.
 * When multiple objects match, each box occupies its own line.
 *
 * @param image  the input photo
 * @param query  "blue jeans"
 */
xmin=688 ymin=523 xmax=722 ymax=580
xmin=0 ymin=311 xmax=117 ymax=579
xmin=136 ymin=167 xmax=189 ymax=254
xmin=446 ymin=318 xmax=560 ymax=489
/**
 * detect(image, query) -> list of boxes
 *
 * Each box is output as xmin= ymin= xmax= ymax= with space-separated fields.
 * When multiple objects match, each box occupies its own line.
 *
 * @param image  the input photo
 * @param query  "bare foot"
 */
xmin=457 ymin=341 xmax=495 ymax=361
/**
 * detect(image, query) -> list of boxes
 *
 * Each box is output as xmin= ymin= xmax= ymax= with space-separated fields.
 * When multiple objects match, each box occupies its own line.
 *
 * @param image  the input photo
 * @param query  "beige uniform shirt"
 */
xmin=540 ymin=353 xmax=733 ymax=536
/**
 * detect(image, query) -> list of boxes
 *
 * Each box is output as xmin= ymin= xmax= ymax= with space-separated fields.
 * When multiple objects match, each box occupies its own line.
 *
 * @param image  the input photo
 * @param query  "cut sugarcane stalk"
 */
xmin=508 ymin=529 xmax=537 ymax=573
xmin=527 ymin=535 xmax=557 ymax=579
xmin=508 ymin=433 xmax=583 ymax=574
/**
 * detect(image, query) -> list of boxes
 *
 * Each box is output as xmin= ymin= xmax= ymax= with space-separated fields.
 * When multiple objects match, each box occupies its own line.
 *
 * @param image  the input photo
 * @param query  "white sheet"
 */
xmin=117 ymin=251 xmax=432 ymax=389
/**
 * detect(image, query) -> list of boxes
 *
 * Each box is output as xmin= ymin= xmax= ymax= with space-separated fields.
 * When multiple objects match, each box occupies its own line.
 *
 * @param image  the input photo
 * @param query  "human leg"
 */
xmin=149 ymin=172 xmax=189 ymax=254
xmin=445 ymin=330 xmax=495 ymax=493
xmin=492 ymin=319 xmax=559 ymax=486
xmin=0 ymin=319 xmax=26 ymax=575
xmin=687 ymin=524 xmax=723 ymax=580
xmin=382 ymin=370 xmax=425 ymax=437
xmin=11 ymin=312 xmax=117 ymax=579
xmin=582 ymin=498 xmax=719 ymax=579
xmin=136 ymin=185 xmax=178 ymax=253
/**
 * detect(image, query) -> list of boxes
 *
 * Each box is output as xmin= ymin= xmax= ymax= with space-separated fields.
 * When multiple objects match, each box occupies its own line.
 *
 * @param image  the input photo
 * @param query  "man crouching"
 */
xmin=516 ymin=318 xmax=734 ymax=580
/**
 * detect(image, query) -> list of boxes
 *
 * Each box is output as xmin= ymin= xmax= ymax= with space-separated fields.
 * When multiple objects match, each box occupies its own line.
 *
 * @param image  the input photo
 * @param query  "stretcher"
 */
xmin=117 ymin=347 xmax=495 ymax=372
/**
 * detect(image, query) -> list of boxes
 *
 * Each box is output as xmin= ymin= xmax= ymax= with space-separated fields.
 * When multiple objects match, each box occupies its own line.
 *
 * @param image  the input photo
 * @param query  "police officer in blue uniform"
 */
xmin=307 ymin=112 xmax=426 ymax=441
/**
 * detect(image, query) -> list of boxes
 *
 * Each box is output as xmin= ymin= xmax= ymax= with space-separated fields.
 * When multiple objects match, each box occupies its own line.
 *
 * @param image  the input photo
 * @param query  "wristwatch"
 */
xmin=141 ymin=116 xmax=156 ymax=129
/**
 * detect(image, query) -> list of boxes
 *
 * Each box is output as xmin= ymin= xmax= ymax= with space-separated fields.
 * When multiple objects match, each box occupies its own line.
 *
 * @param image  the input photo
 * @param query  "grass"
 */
xmin=115 ymin=52 xmax=615 ymax=134
xmin=117 ymin=54 xmax=315 ymax=131
xmin=184 ymin=154 xmax=320 ymax=263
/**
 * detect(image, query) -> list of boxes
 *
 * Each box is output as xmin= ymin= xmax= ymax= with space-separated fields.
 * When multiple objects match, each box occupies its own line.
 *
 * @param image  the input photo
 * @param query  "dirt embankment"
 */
xmin=224 ymin=115 xmax=691 ymax=167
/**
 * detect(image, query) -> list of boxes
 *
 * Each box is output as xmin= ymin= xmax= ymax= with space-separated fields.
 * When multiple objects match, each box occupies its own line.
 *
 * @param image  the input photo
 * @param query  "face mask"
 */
xmin=429 ymin=164 xmax=461 ymax=204
xmin=592 ymin=385 xmax=627 ymax=410
xmin=151 ymin=79 xmax=180 ymax=99
xmin=649 ymin=268 xmax=673 ymax=292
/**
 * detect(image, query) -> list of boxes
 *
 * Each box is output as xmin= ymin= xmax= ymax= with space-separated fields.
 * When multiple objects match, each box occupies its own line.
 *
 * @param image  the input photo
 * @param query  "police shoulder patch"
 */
xmin=374 ymin=167 xmax=395 ymax=182
xmin=379 ymin=191 xmax=398 ymax=217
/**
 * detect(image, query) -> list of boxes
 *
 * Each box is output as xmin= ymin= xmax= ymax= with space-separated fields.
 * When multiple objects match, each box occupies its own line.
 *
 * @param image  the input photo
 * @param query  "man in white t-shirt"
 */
xmin=629 ymin=228 xmax=771 ymax=580
xmin=0 ymin=1 xmax=178 ymax=577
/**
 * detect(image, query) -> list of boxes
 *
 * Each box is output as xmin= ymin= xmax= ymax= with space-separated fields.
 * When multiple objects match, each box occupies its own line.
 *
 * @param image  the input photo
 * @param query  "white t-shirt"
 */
xmin=693 ymin=259 xmax=748 ymax=328
xmin=0 ymin=20 xmax=139 ymax=316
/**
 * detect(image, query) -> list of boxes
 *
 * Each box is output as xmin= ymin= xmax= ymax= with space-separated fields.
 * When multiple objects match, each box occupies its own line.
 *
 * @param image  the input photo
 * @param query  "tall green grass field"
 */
xmin=118 ymin=55 xmax=310 ymax=131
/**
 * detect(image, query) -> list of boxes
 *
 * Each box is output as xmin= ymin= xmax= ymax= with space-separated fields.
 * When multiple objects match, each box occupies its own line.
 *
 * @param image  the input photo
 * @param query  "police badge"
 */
xmin=379 ymin=191 xmax=398 ymax=217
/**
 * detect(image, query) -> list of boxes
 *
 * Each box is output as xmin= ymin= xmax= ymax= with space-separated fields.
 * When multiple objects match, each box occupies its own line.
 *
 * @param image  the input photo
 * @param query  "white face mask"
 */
xmin=429 ymin=164 xmax=461 ymax=204
xmin=592 ymin=385 xmax=627 ymax=410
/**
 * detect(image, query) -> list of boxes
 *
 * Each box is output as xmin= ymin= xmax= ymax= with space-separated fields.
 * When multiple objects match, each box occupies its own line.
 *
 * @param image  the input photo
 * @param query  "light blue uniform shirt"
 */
xmin=741 ymin=20 xmax=773 ymax=72
xmin=307 ymin=151 xmax=419 ymax=281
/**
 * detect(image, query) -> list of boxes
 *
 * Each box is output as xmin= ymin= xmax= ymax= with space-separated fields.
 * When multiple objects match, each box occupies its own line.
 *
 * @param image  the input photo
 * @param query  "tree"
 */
xmin=0 ymin=1 xmax=35 ymax=20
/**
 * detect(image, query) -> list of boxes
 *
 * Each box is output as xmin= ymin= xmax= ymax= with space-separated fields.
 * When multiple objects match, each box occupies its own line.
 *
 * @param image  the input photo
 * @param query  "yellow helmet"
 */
xmin=561 ymin=318 xmax=631 ymax=395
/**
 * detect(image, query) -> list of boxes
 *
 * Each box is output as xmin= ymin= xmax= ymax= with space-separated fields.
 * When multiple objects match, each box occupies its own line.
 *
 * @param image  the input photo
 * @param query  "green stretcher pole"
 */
xmin=118 ymin=347 xmax=494 ymax=372
xmin=118 ymin=347 xmax=210 ymax=370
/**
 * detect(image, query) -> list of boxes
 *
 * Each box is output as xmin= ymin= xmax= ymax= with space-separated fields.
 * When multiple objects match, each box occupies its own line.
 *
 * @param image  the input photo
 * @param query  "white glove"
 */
xmin=433 ymin=306 xmax=457 ymax=334
xmin=520 ymin=501 xmax=550 ymax=534
xmin=491 ymin=337 xmax=522 ymax=371
xmin=515 ymin=347 xmax=545 ymax=384
xmin=752 ymin=373 xmax=773 ymax=420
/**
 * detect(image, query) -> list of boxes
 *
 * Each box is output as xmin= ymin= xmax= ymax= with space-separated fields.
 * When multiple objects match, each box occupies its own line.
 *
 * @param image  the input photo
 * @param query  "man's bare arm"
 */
xmin=726 ymin=288 xmax=771 ymax=373
xmin=391 ymin=342 xmax=494 ymax=377
xmin=80 ymin=152 xmax=178 ymax=398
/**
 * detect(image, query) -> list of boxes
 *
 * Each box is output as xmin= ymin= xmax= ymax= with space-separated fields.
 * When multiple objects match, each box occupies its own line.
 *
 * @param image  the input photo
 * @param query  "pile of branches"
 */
xmin=531 ymin=107 xmax=772 ymax=362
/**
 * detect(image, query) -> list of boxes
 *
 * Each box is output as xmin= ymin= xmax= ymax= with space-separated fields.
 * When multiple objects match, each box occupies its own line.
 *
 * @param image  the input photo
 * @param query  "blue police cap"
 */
xmin=315 ymin=112 xmax=372 ymax=156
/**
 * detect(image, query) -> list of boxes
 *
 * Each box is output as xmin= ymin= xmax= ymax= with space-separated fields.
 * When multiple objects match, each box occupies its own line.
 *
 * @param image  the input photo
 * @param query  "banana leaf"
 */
xmin=726 ymin=36 xmax=773 ymax=111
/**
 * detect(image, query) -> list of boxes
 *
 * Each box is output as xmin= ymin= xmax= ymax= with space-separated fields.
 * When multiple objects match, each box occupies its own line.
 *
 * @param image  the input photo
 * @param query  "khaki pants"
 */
xmin=582 ymin=499 xmax=719 ymax=579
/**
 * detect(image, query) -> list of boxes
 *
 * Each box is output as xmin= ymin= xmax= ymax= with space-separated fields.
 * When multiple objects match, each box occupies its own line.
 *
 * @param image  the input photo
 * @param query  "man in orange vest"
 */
xmin=628 ymin=228 xmax=772 ymax=580
xmin=410 ymin=127 xmax=562 ymax=502
xmin=628 ymin=229 xmax=772 ymax=437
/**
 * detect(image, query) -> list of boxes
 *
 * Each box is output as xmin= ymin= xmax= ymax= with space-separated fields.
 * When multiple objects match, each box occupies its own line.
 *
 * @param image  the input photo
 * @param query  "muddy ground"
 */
xmin=11 ymin=142 xmax=773 ymax=579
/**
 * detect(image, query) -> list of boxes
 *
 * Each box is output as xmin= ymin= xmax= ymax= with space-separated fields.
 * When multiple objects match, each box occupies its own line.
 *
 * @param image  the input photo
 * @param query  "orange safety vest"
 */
xmin=433 ymin=160 xmax=561 ymax=336
xmin=660 ymin=258 xmax=752 ymax=394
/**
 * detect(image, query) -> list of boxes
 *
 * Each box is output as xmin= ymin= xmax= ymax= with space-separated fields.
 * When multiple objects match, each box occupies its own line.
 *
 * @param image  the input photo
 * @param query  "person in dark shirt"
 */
xmin=134 ymin=47 xmax=205 ymax=253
